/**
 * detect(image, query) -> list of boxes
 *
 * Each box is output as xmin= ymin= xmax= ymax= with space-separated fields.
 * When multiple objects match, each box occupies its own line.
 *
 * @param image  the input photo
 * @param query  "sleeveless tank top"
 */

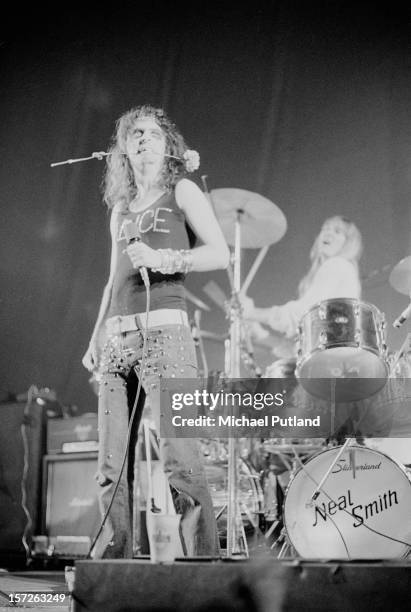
xmin=107 ymin=188 xmax=191 ymax=317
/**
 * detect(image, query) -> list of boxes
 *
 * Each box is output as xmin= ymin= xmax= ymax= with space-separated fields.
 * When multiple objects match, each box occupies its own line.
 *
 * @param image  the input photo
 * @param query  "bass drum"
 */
xmin=283 ymin=445 xmax=411 ymax=559
xmin=365 ymin=438 xmax=411 ymax=469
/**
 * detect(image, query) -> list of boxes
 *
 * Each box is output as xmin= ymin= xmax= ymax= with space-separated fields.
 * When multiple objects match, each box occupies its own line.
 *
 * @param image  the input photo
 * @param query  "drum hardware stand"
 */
xmin=226 ymin=208 xmax=244 ymax=557
xmin=240 ymin=329 xmax=263 ymax=377
xmin=133 ymin=418 xmax=163 ymax=556
xmin=330 ymin=377 xmax=336 ymax=438
xmin=309 ymin=375 xmax=359 ymax=502
xmin=201 ymin=175 xmax=244 ymax=556
xmin=202 ymin=181 xmax=288 ymax=557
xmin=277 ymin=531 xmax=293 ymax=558
xmin=263 ymin=448 xmax=301 ymax=554
xmin=269 ymin=524 xmax=295 ymax=558
xmin=237 ymin=502 xmax=251 ymax=556
xmin=142 ymin=420 xmax=163 ymax=513
xmin=388 ymin=332 xmax=411 ymax=377
xmin=215 ymin=499 xmax=252 ymax=556
xmin=264 ymin=516 xmax=281 ymax=544
xmin=201 ymin=176 xmax=244 ymax=556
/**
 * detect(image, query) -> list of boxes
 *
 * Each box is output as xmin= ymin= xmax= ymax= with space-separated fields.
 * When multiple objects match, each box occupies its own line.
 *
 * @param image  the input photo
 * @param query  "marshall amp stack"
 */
xmin=35 ymin=413 xmax=101 ymax=559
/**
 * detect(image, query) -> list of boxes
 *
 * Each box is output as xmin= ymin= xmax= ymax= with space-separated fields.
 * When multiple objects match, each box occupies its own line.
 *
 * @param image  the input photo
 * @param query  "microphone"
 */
xmin=393 ymin=302 xmax=411 ymax=328
xmin=123 ymin=223 xmax=150 ymax=288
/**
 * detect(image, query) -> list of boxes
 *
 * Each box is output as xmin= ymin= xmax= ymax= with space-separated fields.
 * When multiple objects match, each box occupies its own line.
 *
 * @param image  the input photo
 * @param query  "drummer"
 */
xmin=241 ymin=215 xmax=363 ymax=351
xmin=243 ymin=216 xmax=363 ymax=525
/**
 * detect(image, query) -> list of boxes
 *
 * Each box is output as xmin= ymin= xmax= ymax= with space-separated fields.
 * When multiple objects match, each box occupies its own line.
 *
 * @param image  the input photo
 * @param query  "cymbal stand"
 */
xmin=202 ymin=176 xmax=249 ymax=556
xmin=226 ymin=209 xmax=244 ymax=557
xmin=203 ymin=173 xmax=244 ymax=556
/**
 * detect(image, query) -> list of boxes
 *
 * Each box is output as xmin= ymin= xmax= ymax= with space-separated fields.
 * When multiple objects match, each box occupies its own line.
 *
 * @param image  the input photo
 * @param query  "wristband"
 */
xmin=152 ymin=249 xmax=194 ymax=274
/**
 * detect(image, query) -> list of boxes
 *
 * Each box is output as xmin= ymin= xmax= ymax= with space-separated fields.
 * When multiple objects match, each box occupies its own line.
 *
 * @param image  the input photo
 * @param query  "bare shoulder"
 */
xmin=175 ymin=177 xmax=200 ymax=194
xmin=175 ymin=178 xmax=205 ymax=208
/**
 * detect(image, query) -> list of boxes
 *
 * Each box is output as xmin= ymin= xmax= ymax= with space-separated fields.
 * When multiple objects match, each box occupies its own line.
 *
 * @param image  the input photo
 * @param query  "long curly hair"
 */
xmin=103 ymin=105 xmax=189 ymax=209
xmin=298 ymin=215 xmax=363 ymax=297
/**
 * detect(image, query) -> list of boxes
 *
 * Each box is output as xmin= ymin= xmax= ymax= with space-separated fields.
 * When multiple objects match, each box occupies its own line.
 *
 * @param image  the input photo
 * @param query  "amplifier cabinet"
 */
xmin=47 ymin=415 xmax=98 ymax=454
xmin=0 ymin=401 xmax=46 ymax=561
xmin=42 ymin=452 xmax=101 ymax=557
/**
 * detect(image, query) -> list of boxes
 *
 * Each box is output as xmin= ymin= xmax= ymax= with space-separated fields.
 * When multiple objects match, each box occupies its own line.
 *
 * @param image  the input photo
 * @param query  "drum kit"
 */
xmin=193 ymin=182 xmax=411 ymax=560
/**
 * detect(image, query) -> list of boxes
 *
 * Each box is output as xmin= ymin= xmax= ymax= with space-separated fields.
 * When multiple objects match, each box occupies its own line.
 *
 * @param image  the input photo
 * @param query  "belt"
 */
xmin=105 ymin=309 xmax=189 ymax=335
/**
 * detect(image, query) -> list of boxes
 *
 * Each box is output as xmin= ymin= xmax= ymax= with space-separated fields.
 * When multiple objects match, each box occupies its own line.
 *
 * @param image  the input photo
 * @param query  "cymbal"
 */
xmin=210 ymin=188 xmax=287 ymax=248
xmin=389 ymin=256 xmax=411 ymax=295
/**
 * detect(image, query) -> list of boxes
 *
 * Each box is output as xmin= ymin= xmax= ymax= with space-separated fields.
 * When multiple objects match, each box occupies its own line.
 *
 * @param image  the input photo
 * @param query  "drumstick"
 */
xmin=240 ymin=246 xmax=269 ymax=296
xmin=311 ymin=438 xmax=353 ymax=502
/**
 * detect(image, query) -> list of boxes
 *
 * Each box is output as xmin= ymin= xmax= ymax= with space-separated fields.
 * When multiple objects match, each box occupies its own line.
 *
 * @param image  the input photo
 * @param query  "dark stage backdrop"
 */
xmin=1 ymin=2 xmax=410 ymax=413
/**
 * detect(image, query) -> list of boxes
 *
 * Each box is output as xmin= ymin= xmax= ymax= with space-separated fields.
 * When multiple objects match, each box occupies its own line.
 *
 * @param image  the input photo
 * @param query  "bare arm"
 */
xmin=82 ymin=209 xmax=120 ymax=372
xmin=175 ymin=178 xmax=230 ymax=271
xmin=125 ymin=179 xmax=230 ymax=273
xmin=242 ymin=257 xmax=361 ymax=337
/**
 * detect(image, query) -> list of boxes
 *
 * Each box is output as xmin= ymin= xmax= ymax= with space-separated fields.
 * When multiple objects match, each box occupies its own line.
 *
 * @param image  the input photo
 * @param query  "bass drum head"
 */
xmin=284 ymin=445 xmax=411 ymax=559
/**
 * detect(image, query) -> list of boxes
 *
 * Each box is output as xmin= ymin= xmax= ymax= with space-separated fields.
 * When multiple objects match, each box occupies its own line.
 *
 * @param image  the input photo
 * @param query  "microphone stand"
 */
xmin=50 ymin=151 xmax=109 ymax=167
xmin=51 ymin=151 xmax=183 ymax=168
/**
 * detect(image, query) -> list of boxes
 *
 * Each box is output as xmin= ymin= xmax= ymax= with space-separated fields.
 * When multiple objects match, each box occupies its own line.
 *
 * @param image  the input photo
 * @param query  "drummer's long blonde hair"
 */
xmin=298 ymin=216 xmax=363 ymax=297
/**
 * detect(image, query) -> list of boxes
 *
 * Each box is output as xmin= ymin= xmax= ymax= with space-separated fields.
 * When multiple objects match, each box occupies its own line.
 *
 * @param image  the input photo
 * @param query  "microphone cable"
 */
xmin=87 ymin=273 xmax=151 ymax=559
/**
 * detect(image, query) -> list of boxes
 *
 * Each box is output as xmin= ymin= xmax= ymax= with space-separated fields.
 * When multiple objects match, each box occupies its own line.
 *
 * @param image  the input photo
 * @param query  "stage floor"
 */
xmin=1 ymin=558 xmax=411 ymax=611
xmin=0 ymin=570 xmax=69 ymax=611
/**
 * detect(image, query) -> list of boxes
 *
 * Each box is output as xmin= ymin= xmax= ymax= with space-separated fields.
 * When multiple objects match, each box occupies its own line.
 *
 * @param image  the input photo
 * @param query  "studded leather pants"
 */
xmin=94 ymin=323 xmax=220 ymax=559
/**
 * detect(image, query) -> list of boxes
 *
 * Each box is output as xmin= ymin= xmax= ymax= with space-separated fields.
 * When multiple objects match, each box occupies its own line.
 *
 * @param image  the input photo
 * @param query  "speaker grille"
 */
xmin=43 ymin=452 xmax=101 ymax=555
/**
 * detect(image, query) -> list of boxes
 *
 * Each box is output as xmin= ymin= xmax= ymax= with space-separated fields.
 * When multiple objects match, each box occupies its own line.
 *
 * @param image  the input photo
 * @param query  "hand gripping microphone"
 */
xmin=123 ymin=223 xmax=150 ymax=288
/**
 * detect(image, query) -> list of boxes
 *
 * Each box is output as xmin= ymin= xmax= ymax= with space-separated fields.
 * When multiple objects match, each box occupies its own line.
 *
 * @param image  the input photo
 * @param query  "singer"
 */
xmin=82 ymin=105 xmax=229 ymax=559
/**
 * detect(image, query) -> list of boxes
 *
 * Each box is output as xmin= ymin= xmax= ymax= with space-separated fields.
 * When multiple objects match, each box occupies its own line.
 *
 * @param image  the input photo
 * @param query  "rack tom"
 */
xmin=296 ymin=298 xmax=388 ymax=402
